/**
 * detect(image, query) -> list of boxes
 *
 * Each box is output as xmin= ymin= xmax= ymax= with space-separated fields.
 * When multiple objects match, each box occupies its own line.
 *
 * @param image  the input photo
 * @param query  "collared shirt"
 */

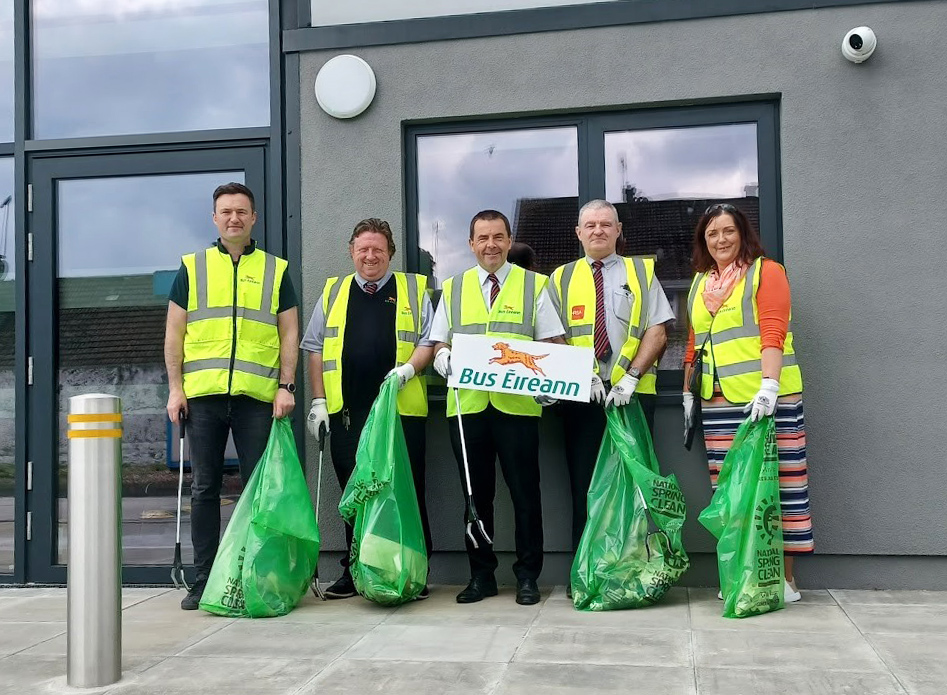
xmin=429 ymin=261 xmax=565 ymax=344
xmin=300 ymin=271 xmax=435 ymax=353
xmin=549 ymin=254 xmax=675 ymax=376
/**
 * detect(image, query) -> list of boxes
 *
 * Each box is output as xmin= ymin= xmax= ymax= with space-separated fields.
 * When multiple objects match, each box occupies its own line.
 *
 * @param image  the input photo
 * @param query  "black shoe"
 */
xmin=180 ymin=575 xmax=207 ymax=611
xmin=325 ymin=573 xmax=358 ymax=599
xmin=416 ymin=585 xmax=430 ymax=601
xmin=516 ymin=578 xmax=541 ymax=606
xmin=456 ymin=576 xmax=498 ymax=604
xmin=566 ymin=583 xmax=572 ymax=600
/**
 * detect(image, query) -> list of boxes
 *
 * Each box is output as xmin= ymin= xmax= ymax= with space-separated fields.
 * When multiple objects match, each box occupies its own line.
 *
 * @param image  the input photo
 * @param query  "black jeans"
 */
xmin=559 ymin=393 xmax=656 ymax=551
xmin=448 ymin=405 xmax=544 ymax=582
xmin=187 ymin=394 xmax=273 ymax=576
xmin=329 ymin=407 xmax=432 ymax=575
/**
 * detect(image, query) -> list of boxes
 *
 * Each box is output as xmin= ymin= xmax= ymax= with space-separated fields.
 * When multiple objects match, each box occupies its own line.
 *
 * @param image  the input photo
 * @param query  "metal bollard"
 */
xmin=67 ymin=394 xmax=123 ymax=688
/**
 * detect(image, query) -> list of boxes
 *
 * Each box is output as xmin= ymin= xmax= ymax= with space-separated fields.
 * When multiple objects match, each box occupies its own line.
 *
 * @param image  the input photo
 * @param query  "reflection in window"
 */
xmin=417 ymin=127 xmax=578 ymax=287
xmin=0 ymin=157 xmax=13 ymax=572
xmin=604 ymin=123 xmax=760 ymax=370
xmin=0 ymin=2 xmax=12 ymax=142
xmin=32 ymin=0 xmax=270 ymax=139
xmin=55 ymin=171 xmax=246 ymax=565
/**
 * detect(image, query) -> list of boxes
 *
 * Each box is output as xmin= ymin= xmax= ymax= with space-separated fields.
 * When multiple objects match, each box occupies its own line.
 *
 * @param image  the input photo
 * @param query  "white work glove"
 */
xmin=743 ymin=378 xmax=780 ymax=422
xmin=386 ymin=363 xmax=416 ymax=391
xmin=306 ymin=397 xmax=330 ymax=440
xmin=534 ymin=395 xmax=558 ymax=407
xmin=590 ymin=373 xmax=607 ymax=404
xmin=434 ymin=347 xmax=452 ymax=378
xmin=683 ymin=392 xmax=695 ymax=431
xmin=605 ymin=373 xmax=639 ymax=408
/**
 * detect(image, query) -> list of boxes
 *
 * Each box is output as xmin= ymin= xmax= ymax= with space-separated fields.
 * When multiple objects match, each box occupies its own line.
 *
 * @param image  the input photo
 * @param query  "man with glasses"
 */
xmin=165 ymin=182 xmax=299 ymax=610
xmin=548 ymin=199 xmax=674 ymax=594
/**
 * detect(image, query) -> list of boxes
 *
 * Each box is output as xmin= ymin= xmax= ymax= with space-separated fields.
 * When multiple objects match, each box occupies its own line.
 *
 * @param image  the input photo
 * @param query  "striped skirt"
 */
xmin=701 ymin=385 xmax=815 ymax=555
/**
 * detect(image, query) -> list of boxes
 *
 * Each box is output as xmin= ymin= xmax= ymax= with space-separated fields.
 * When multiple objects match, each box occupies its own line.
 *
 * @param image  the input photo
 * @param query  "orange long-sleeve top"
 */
xmin=684 ymin=258 xmax=792 ymax=365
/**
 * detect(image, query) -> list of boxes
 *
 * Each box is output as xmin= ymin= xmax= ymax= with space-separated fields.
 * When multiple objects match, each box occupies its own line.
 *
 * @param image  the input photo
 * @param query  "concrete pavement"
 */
xmin=0 ymin=585 xmax=945 ymax=694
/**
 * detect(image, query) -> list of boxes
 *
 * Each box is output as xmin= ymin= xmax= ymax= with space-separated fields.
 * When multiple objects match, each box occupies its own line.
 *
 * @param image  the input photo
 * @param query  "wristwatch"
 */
xmin=628 ymin=366 xmax=642 ymax=379
xmin=278 ymin=383 xmax=296 ymax=394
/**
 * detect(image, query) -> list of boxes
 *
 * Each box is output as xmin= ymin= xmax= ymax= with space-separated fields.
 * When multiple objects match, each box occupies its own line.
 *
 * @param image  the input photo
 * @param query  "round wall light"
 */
xmin=314 ymin=55 xmax=377 ymax=119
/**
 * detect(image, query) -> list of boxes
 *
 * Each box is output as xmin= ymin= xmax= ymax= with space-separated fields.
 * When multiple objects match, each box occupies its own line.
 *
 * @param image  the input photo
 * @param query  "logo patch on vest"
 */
xmin=241 ymin=275 xmax=261 ymax=286
xmin=571 ymin=305 xmax=585 ymax=320
xmin=496 ymin=304 xmax=518 ymax=316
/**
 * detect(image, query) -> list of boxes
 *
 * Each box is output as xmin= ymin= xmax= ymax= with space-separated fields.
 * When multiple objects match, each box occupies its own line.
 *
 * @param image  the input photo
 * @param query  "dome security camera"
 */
xmin=842 ymin=27 xmax=877 ymax=63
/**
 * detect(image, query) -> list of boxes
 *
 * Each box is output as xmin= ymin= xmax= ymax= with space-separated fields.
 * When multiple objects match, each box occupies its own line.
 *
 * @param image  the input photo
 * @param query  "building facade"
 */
xmin=3 ymin=0 xmax=945 ymax=588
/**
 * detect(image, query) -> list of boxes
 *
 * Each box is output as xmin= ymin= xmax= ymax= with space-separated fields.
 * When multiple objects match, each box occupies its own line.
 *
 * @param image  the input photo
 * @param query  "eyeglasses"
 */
xmin=704 ymin=203 xmax=737 ymax=215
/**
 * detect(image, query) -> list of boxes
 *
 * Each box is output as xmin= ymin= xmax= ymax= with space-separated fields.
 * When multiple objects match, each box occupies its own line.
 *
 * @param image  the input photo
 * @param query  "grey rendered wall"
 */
xmin=298 ymin=1 xmax=947 ymax=588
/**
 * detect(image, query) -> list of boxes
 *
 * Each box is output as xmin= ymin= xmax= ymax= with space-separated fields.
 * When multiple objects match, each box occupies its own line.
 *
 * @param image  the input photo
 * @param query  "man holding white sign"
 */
xmin=430 ymin=209 xmax=565 ymax=606
xmin=548 ymin=199 xmax=674 ymax=570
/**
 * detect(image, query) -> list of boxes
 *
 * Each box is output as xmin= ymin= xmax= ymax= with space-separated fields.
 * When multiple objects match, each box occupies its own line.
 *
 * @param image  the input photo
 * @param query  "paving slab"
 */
xmin=696 ymin=667 xmax=906 ymax=695
xmin=386 ymin=586 xmax=542 ymax=627
xmin=346 ymin=624 xmax=528 ymax=662
xmin=271 ymin=592 xmax=396 ymax=625
xmin=841 ymin=604 xmax=947 ymax=635
xmin=689 ymin=601 xmax=859 ymax=634
xmin=0 ymin=655 xmax=115 ymax=695
xmin=867 ymin=633 xmax=947 ymax=695
xmin=496 ymin=662 xmax=696 ymax=695
xmin=513 ymin=626 xmax=691 ymax=668
xmin=102 ymin=655 xmax=328 ymax=695
xmin=179 ymin=619 xmax=368 ymax=661
xmin=534 ymin=587 xmax=689 ymax=630
xmin=693 ymin=629 xmax=887 ymax=672
xmin=0 ymin=622 xmax=65 ymax=657
xmin=688 ymin=587 xmax=838 ymax=606
xmin=296 ymin=659 xmax=507 ymax=695
xmin=831 ymin=590 xmax=947 ymax=606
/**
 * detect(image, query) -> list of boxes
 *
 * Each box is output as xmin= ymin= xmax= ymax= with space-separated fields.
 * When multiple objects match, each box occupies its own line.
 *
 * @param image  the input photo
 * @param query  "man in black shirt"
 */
xmin=300 ymin=218 xmax=434 ymax=599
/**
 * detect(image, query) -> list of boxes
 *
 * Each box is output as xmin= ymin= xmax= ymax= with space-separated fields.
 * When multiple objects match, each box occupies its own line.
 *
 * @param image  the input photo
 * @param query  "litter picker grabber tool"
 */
xmin=171 ymin=411 xmax=190 ymax=591
xmin=310 ymin=423 xmax=328 ymax=601
xmin=453 ymin=388 xmax=492 ymax=549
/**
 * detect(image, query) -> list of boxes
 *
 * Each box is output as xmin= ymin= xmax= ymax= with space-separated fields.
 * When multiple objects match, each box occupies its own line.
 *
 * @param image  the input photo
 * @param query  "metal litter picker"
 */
xmin=453 ymin=388 xmax=492 ymax=548
xmin=171 ymin=411 xmax=189 ymax=590
xmin=310 ymin=423 xmax=328 ymax=600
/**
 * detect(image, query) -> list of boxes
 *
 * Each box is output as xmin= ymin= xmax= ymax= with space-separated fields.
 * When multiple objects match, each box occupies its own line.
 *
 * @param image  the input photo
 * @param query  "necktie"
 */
xmin=487 ymin=273 xmax=500 ymax=308
xmin=364 ymin=282 xmax=378 ymax=295
xmin=592 ymin=261 xmax=611 ymax=361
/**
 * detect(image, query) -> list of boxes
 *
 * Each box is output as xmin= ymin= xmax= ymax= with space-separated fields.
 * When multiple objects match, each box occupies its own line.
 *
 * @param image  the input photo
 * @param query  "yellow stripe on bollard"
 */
xmin=67 ymin=429 xmax=123 ymax=439
xmin=68 ymin=413 xmax=123 ymax=423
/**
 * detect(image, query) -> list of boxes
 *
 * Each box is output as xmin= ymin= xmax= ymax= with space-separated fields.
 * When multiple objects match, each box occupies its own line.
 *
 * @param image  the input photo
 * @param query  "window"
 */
xmin=32 ymin=0 xmax=270 ymax=139
xmin=0 ymin=0 xmax=12 ymax=142
xmin=311 ymin=0 xmax=609 ymax=26
xmin=408 ymin=104 xmax=780 ymax=388
xmin=0 ymin=157 xmax=12 ymax=573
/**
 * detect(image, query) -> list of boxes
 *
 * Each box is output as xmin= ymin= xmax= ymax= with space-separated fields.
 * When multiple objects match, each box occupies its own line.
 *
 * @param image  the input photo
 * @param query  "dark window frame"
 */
xmin=404 ymin=98 xmax=782 ymax=394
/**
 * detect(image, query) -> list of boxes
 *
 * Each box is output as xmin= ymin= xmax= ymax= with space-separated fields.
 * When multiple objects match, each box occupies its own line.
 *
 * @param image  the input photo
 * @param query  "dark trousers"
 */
xmin=187 ymin=394 xmax=273 ymax=576
xmin=560 ymin=393 xmax=657 ymax=551
xmin=329 ymin=407 xmax=432 ymax=575
xmin=448 ymin=405 xmax=544 ymax=582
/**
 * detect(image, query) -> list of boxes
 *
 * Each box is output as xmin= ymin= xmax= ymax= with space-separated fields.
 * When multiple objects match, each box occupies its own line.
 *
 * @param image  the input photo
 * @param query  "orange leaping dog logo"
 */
xmin=489 ymin=342 xmax=549 ymax=376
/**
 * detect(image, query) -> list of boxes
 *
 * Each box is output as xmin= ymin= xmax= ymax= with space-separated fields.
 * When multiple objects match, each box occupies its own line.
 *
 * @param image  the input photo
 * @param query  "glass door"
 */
xmin=28 ymin=147 xmax=266 ymax=583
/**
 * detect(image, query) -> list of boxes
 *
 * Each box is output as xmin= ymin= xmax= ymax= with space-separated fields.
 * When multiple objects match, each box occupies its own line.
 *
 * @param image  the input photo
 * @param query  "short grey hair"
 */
xmin=578 ymin=199 xmax=619 ymax=224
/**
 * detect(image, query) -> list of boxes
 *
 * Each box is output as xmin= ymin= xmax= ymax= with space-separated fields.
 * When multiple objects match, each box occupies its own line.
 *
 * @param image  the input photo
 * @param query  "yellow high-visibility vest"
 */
xmin=442 ymin=265 xmax=546 ymax=417
xmin=688 ymin=257 xmax=804 ymax=402
xmin=550 ymin=256 xmax=657 ymax=394
xmin=321 ymin=272 xmax=428 ymax=417
xmin=182 ymin=246 xmax=286 ymax=403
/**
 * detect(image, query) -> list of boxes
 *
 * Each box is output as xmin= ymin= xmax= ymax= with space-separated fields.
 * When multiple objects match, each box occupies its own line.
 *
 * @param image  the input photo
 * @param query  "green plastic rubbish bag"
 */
xmin=698 ymin=416 xmax=784 ymax=618
xmin=571 ymin=400 xmax=690 ymax=611
xmin=199 ymin=418 xmax=320 ymax=618
xmin=339 ymin=376 xmax=428 ymax=606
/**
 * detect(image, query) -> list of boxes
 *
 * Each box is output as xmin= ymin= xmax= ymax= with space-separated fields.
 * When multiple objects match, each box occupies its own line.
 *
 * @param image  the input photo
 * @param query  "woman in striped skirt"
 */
xmin=682 ymin=203 xmax=813 ymax=602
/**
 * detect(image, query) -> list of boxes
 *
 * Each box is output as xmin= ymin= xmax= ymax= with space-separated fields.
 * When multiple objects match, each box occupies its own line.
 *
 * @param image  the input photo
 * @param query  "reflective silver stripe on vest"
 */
xmin=188 ymin=249 xmax=278 ymax=325
xmin=630 ymin=257 xmax=650 ymax=339
xmin=324 ymin=326 xmax=339 ymax=339
xmin=397 ymin=331 xmax=418 ymax=343
xmin=488 ymin=270 xmax=535 ymax=336
xmin=448 ymin=272 xmax=488 ymax=339
xmin=405 ymin=274 xmax=420 ymax=336
xmin=326 ymin=276 xmax=346 ymax=316
xmin=557 ymin=261 xmax=578 ymax=338
xmin=687 ymin=272 xmax=705 ymax=324
xmin=713 ymin=352 xmax=798 ymax=379
xmin=183 ymin=357 xmax=278 ymax=380
xmin=323 ymin=359 xmax=338 ymax=372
